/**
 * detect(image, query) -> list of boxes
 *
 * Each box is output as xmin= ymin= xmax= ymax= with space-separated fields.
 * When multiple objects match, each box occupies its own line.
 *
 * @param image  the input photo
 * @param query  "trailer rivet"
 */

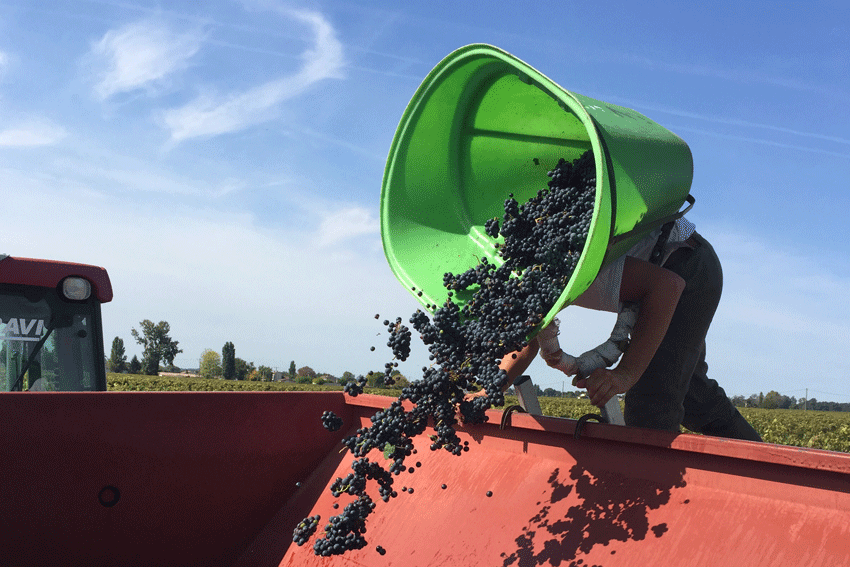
xmin=98 ymin=485 xmax=120 ymax=508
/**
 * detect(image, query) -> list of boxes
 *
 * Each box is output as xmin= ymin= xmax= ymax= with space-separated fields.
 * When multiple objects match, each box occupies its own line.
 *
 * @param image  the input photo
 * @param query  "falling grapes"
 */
xmin=321 ymin=410 xmax=343 ymax=432
xmin=297 ymin=150 xmax=597 ymax=555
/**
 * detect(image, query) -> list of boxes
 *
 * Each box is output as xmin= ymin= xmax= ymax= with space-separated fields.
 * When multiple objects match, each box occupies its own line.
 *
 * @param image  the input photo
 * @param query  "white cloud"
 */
xmin=90 ymin=18 xmax=205 ymax=100
xmin=696 ymin=224 xmax=850 ymax=396
xmin=0 ymin=166 xmax=412 ymax=376
xmin=161 ymin=9 xmax=344 ymax=143
xmin=0 ymin=50 xmax=8 ymax=77
xmin=288 ymin=10 xmax=345 ymax=83
xmin=0 ymin=120 xmax=67 ymax=147
xmin=316 ymin=206 xmax=379 ymax=248
xmin=53 ymin=154 xmax=209 ymax=197
xmin=711 ymin=229 xmax=849 ymax=331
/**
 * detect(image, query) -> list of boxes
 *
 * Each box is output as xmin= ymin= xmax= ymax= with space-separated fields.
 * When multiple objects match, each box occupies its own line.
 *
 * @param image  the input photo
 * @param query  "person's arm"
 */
xmin=466 ymin=338 xmax=539 ymax=401
xmin=575 ymin=255 xmax=685 ymax=407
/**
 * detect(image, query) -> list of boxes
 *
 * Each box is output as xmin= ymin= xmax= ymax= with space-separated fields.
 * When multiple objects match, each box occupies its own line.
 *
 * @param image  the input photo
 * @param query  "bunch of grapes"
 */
xmin=292 ymin=514 xmax=321 ymax=546
xmin=384 ymin=317 xmax=412 ymax=362
xmin=297 ymin=150 xmax=597 ymax=555
xmin=321 ymin=410 xmax=343 ymax=432
xmin=311 ymin=496 xmax=375 ymax=556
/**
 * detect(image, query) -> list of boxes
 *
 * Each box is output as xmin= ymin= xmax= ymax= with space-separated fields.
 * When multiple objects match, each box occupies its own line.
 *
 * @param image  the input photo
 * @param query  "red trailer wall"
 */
xmin=0 ymin=391 xmax=351 ymax=566
xmin=243 ymin=396 xmax=850 ymax=567
xmin=3 ymin=391 xmax=850 ymax=567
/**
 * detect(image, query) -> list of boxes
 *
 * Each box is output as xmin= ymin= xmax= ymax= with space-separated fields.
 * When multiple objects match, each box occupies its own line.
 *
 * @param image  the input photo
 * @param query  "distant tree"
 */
xmin=234 ymin=358 xmax=254 ymax=381
xmin=297 ymin=366 xmax=316 ymax=378
xmin=296 ymin=376 xmax=312 ymax=384
xmin=107 ymin=337 xmax=127 ymax=373
xmin=339 ymin=371 xmax=355 ymax=386
xmin=222 ymin=342 xmax=236 ymax=380
xmin=390 ymin=373 xmax=409 ymax=389
xmin=131 ymin=320 xmax=182 ymax=376
xmin=199 ymin=349 xmax=222 ymax=379
xmin=128 ymin=355 xmax=142 ymax=374
xmin=761 ymin=391 xmax=781 ymax=410
xmin=730 ymin=395 xmax=746 ymax=408
xmin=365 ymin=371 xmax=384 ymax=388
xmin=289 ymin=361 xmax=297 ymax=378
xmin=256 ymin=365 xmax=273 ymax=381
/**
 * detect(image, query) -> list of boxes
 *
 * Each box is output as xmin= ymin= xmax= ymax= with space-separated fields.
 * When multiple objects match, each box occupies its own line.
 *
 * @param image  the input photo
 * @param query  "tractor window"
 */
xmin=1 ymin=287 xmax=99 ymax=391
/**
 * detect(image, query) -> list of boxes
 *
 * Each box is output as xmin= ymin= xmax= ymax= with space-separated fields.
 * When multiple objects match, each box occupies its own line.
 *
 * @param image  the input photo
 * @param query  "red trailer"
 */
xmin=2 ymin=390 xmax=849 ymax=566
xmin=3 ymin=256 xmax=849 ymax=566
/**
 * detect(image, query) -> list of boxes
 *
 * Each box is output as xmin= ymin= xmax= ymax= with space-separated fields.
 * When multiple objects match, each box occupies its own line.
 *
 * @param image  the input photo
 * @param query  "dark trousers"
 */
xmin=623 ymin=232 xmax=762 ymax=442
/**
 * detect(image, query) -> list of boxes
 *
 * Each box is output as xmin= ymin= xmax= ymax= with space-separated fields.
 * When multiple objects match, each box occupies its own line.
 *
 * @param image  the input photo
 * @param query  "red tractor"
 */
xmin=0 ymin=254 xmax=112 ymax=392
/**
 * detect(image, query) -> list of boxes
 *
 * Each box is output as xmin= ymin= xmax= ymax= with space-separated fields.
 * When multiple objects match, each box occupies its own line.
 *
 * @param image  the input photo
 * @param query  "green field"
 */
xmin=108 ymin=374 xmax=850 ymax=453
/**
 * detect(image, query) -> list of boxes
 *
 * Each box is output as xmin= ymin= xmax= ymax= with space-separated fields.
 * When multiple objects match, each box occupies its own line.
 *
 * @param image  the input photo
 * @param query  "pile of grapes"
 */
xmin=295 ymin=150 xmax=597 ymax=556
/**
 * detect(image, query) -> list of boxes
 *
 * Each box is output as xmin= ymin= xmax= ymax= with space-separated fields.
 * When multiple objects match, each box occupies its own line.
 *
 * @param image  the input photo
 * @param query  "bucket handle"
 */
xmin=610 ymin=194 xmax=695 ymax=246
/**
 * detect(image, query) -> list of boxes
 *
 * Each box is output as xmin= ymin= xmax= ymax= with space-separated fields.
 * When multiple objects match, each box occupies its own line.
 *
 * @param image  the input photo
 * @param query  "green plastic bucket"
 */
xmin=380 ymin=44 xmax=693 ymax=333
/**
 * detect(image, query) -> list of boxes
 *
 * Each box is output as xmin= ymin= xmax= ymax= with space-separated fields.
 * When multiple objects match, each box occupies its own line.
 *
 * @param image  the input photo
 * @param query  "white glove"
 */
xmin=536 ymin=302 xmax=639 ymax=380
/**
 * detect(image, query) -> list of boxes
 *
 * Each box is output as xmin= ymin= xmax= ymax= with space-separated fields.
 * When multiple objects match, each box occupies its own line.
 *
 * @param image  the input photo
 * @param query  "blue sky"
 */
xmin=1 ymin=0 xmax=848 ymax=402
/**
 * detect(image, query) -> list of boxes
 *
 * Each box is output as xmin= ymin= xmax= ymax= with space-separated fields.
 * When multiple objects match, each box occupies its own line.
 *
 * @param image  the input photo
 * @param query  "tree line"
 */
xmin=106 ymin=320 xmax=849 ymax=411
xmin=107 ymin=320 xmax=182 ymax=376
xmin=730 ymin=391 xmax=850 ymax=412
xmin=106 ymin=319 xmax=379 ymax=386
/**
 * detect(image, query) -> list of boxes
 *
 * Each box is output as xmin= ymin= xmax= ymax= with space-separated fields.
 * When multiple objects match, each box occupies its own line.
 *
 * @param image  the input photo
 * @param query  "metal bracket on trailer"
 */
xmin=600 ymin=397 xmax=625 ymax=425
xmin=511 ymin=374 xmax=625 ymax=430
xmin=513 ymin=375 xmax=542 ymax=416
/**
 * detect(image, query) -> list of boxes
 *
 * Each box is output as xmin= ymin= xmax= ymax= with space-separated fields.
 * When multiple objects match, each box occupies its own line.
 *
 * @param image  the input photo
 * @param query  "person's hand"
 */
xmin=574 ymin=367 xmax=638 ymax=408
xmin=455 ymin=390 xmax=487 ymax=424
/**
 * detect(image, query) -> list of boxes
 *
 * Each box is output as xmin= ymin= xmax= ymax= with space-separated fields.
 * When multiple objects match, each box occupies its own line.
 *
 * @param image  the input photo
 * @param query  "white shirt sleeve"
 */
xmin=570 ymin=217 xmax=696 ymax=314
xmin=571 ymin=254 xmax=625 ymax=313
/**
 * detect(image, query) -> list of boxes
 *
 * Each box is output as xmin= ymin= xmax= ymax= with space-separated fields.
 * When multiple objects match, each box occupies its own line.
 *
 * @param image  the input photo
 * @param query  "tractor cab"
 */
xmin=0 ymin=255 xmax=112 ymax=391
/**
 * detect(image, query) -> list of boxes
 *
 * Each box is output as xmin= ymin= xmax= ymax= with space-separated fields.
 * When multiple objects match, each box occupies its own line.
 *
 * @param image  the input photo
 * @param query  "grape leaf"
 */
xmin=383 ymin=442 xmax=395 ymax=459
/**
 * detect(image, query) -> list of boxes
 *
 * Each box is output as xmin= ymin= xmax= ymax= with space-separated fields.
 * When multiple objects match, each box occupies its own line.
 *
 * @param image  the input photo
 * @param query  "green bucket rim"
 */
xmin=380 ymin=44 xmax=624 ymax=336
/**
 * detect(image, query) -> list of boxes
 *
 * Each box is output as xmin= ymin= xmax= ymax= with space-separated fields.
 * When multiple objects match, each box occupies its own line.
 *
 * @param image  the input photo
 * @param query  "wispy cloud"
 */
xmin=666 ymin=125 xmax=850 ymax=160
xmin=161 ymin=8 xmax=344 ymax=144
xmin=712 ymin=228 xmax=850 ymax=330
xmin=89 ymin=18 xmax=206 ymax=100
xmin=0 ymin=50 xmax=8 ymax=78
xmin=0 ymin=120 xmax=67 ymax=147
xmin=607 ymin=97 xmax=850 ymax=147
xmin=50 ymin=154 xmax=234 ymax=198
xmin=701 ymin=224 xmax=850 ymax=393
xmin=315 ymin=206 xmax=379 ymax=248
xmin=0 ymin=169 xmax=414 ymax=374
xmin=613 ymin=52 xmax=840 ymax=98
